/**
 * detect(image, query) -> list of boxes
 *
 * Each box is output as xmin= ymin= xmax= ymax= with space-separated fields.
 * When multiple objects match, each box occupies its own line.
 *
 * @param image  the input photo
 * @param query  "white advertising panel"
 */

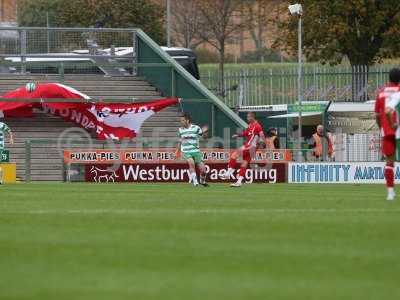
xmin=288 ymin=162 xmax=398 ymax=184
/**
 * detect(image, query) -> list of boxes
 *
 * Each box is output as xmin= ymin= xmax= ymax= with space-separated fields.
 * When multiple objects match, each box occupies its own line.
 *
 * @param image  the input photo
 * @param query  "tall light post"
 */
xmin=46 ymin=12 xmax=50 ymax=53
xmin=289 ymin=3 xmax=303 ymax=161
xmin=166 ymin=0 xmax=171 ymax=47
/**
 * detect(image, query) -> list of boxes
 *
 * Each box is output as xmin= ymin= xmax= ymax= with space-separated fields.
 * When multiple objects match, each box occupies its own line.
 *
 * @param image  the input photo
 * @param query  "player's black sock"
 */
xmin=200 ymin=175 xmax=208 ymax=186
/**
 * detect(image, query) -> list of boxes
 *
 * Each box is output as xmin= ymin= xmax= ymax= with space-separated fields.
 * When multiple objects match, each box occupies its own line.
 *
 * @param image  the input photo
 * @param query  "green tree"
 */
xmin=18 ymin=0 xmax=61 ymax=27
xmin=17 ymin=0 xmax=165 ymax=44
xmin=276 ymin=0 xmax=400 ymax=101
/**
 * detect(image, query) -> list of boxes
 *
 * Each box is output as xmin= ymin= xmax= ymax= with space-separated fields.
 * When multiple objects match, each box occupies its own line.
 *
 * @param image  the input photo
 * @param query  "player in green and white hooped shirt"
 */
xmin=0 ymin=121 xmax=14 ymax=184
xmin=176 ymin=113 xmax=209 ymax=186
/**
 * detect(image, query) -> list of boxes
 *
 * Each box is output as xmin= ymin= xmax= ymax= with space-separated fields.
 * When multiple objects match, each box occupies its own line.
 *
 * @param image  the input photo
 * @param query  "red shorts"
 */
xmin=242 ymin=149 xmax=251 ymax=163
xmin=240 ymin=145 xmax=257 ymax=163
xmin=382 ymin=135 xmax=396 ymax=157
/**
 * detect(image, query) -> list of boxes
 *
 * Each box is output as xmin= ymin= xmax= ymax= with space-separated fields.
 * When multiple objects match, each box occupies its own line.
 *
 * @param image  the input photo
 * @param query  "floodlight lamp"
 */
xmin=288 ymin=4 xmax=303 ymax=16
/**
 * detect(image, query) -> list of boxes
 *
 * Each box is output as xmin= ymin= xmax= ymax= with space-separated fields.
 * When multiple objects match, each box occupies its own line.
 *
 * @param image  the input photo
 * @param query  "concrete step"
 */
xmin=29 ymin=168 xmax=62 ymax=174
xmin=71 ymin=86 xmax=156 ymax=91
xmin=63 ymin=81 xmax=152 ymax=86
xmin=7 ymin=128 xmax=180 ymax=139
xmin=0 ymin=75 xmax=145 ymax=81
xmin=84 ymin=91 xmax=160 ymax=97
xmin=30 ymin=175 xmax=63 ymax=181
xmin=0 ymin=80 xmax=152 ymax=86
xmin=24 ymin=156 xmax=61 ymax=161
xmin=8 ymin=123 xmax=180 ymax=133
xmin=0 ymin=85 xmax=157 ymax=92
xmin=83 ymin=96 xmax=166 ymax=101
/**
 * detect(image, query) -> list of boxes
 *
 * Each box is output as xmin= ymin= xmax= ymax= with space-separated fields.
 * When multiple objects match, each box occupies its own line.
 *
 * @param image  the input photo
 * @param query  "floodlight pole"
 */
xmin=166 ymin=0 xmax=171 ymax=47
xmin=297 ymin=15 xmax=303 ymax=162
xmin=46 ymin=12 xmax=50 ymax=53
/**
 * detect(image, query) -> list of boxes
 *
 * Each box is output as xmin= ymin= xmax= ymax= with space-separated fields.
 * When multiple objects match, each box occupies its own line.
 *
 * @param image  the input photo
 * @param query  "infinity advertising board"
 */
xmin=288 ymin=162 xmax=398 ymax=184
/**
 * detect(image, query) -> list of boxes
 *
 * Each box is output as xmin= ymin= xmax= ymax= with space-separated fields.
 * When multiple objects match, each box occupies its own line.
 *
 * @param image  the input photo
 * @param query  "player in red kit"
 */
xmin=222 ymin=111 xmax=266 ymax=187
xmin=375 ymin=68 xmax=400 ymax=201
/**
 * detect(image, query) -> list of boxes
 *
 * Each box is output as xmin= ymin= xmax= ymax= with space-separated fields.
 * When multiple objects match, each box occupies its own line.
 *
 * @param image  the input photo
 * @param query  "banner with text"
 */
xmin=85 ymin=163 xmax=286 ymax=183
xmin=65 ymin=148 xmax=292 ymax=164
xmin=288 ymin=162 xmax=400 ymax=184
xmin=0 ymin=83 xmax=178 ymax=140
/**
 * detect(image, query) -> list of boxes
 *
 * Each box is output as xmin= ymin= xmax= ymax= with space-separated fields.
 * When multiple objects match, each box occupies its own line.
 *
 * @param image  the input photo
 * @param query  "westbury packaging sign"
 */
xmin=85 ymin=163 xmax=286 ymax=184
xmin=288 ymin=162 xmax=400 ymax=184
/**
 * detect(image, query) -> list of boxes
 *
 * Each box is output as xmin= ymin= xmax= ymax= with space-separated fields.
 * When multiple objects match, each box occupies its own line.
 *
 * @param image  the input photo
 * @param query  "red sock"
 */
xmin=228 ymin=158 xmax=237 ymax=169
xmin=239 ymin=166 xmax=247 ymax=177
xmin=385 ymin=162 xmax=394 ymax=188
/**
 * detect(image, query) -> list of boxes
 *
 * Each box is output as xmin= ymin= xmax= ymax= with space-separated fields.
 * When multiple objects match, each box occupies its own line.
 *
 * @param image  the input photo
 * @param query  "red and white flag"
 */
xmin=0 ymin=83 xmax=179 ymax=140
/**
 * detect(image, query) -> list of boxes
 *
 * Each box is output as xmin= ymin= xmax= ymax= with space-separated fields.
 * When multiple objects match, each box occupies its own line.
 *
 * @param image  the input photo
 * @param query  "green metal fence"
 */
xmin=201 ymin=65 xmax=394 ymax=107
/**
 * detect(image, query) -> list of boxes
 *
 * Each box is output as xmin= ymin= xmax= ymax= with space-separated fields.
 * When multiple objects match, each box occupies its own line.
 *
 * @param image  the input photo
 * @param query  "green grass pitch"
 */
xmin=0 ymin=183 xmax=399 ymax=300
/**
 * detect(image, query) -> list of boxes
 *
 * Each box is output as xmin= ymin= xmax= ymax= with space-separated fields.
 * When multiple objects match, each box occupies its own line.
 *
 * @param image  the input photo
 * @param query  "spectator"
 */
xmin=309 ymin=124 xmax=333 ymax=161
xmin=265 ymin=127 xmax=280 ymax=149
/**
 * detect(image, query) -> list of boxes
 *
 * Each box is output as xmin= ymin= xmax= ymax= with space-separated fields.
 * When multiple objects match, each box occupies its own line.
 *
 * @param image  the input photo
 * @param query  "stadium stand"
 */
xmin=0 ymin=74 xmax=181 ymax=181
xmin=0 ymin=27 xmax=246 ymax=181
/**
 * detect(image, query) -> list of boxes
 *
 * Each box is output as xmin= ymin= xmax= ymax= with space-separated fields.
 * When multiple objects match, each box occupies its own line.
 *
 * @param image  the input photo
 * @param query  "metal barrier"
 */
xmin=201 ymin=65 xmax=393 ymax=107
xmin=0 ymin=27 xmax=138 ymax=76
xmin=0 ymin=27 xmax=137 ymax=55
xmin=22 ymin=136 xmax=383 ymax=182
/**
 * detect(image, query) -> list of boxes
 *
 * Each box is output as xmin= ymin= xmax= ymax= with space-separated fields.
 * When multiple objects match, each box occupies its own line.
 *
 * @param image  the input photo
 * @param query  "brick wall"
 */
xmin=0 ymin=0 xmax=17 ymax=22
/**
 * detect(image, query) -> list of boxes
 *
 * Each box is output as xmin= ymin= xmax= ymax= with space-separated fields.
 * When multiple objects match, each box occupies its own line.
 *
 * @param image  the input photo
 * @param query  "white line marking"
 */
xmin=1 ymin=208 xmax=400 ymax=215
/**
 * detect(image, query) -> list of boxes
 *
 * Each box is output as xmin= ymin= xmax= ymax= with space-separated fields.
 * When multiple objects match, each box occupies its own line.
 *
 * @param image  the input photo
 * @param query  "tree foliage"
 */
xmin=17 ymin=0 xmax=61 ymax=27
xmin=275 ymin=0 xmax=400 ymax=66
xmin=241 ymin=0 xmax=282 ymax=51
xmin=197 ymin=0 xmax=243 ymax=94
xmin=170 ymin=0 xmax=203 ymax=49
xmin=17 ymin=0 xmax=165 ymax=44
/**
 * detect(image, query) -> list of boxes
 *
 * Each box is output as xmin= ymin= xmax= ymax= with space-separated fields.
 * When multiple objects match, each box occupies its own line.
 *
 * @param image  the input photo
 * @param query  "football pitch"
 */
xmin=0 ymin=183 xmax=399 ymax=300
